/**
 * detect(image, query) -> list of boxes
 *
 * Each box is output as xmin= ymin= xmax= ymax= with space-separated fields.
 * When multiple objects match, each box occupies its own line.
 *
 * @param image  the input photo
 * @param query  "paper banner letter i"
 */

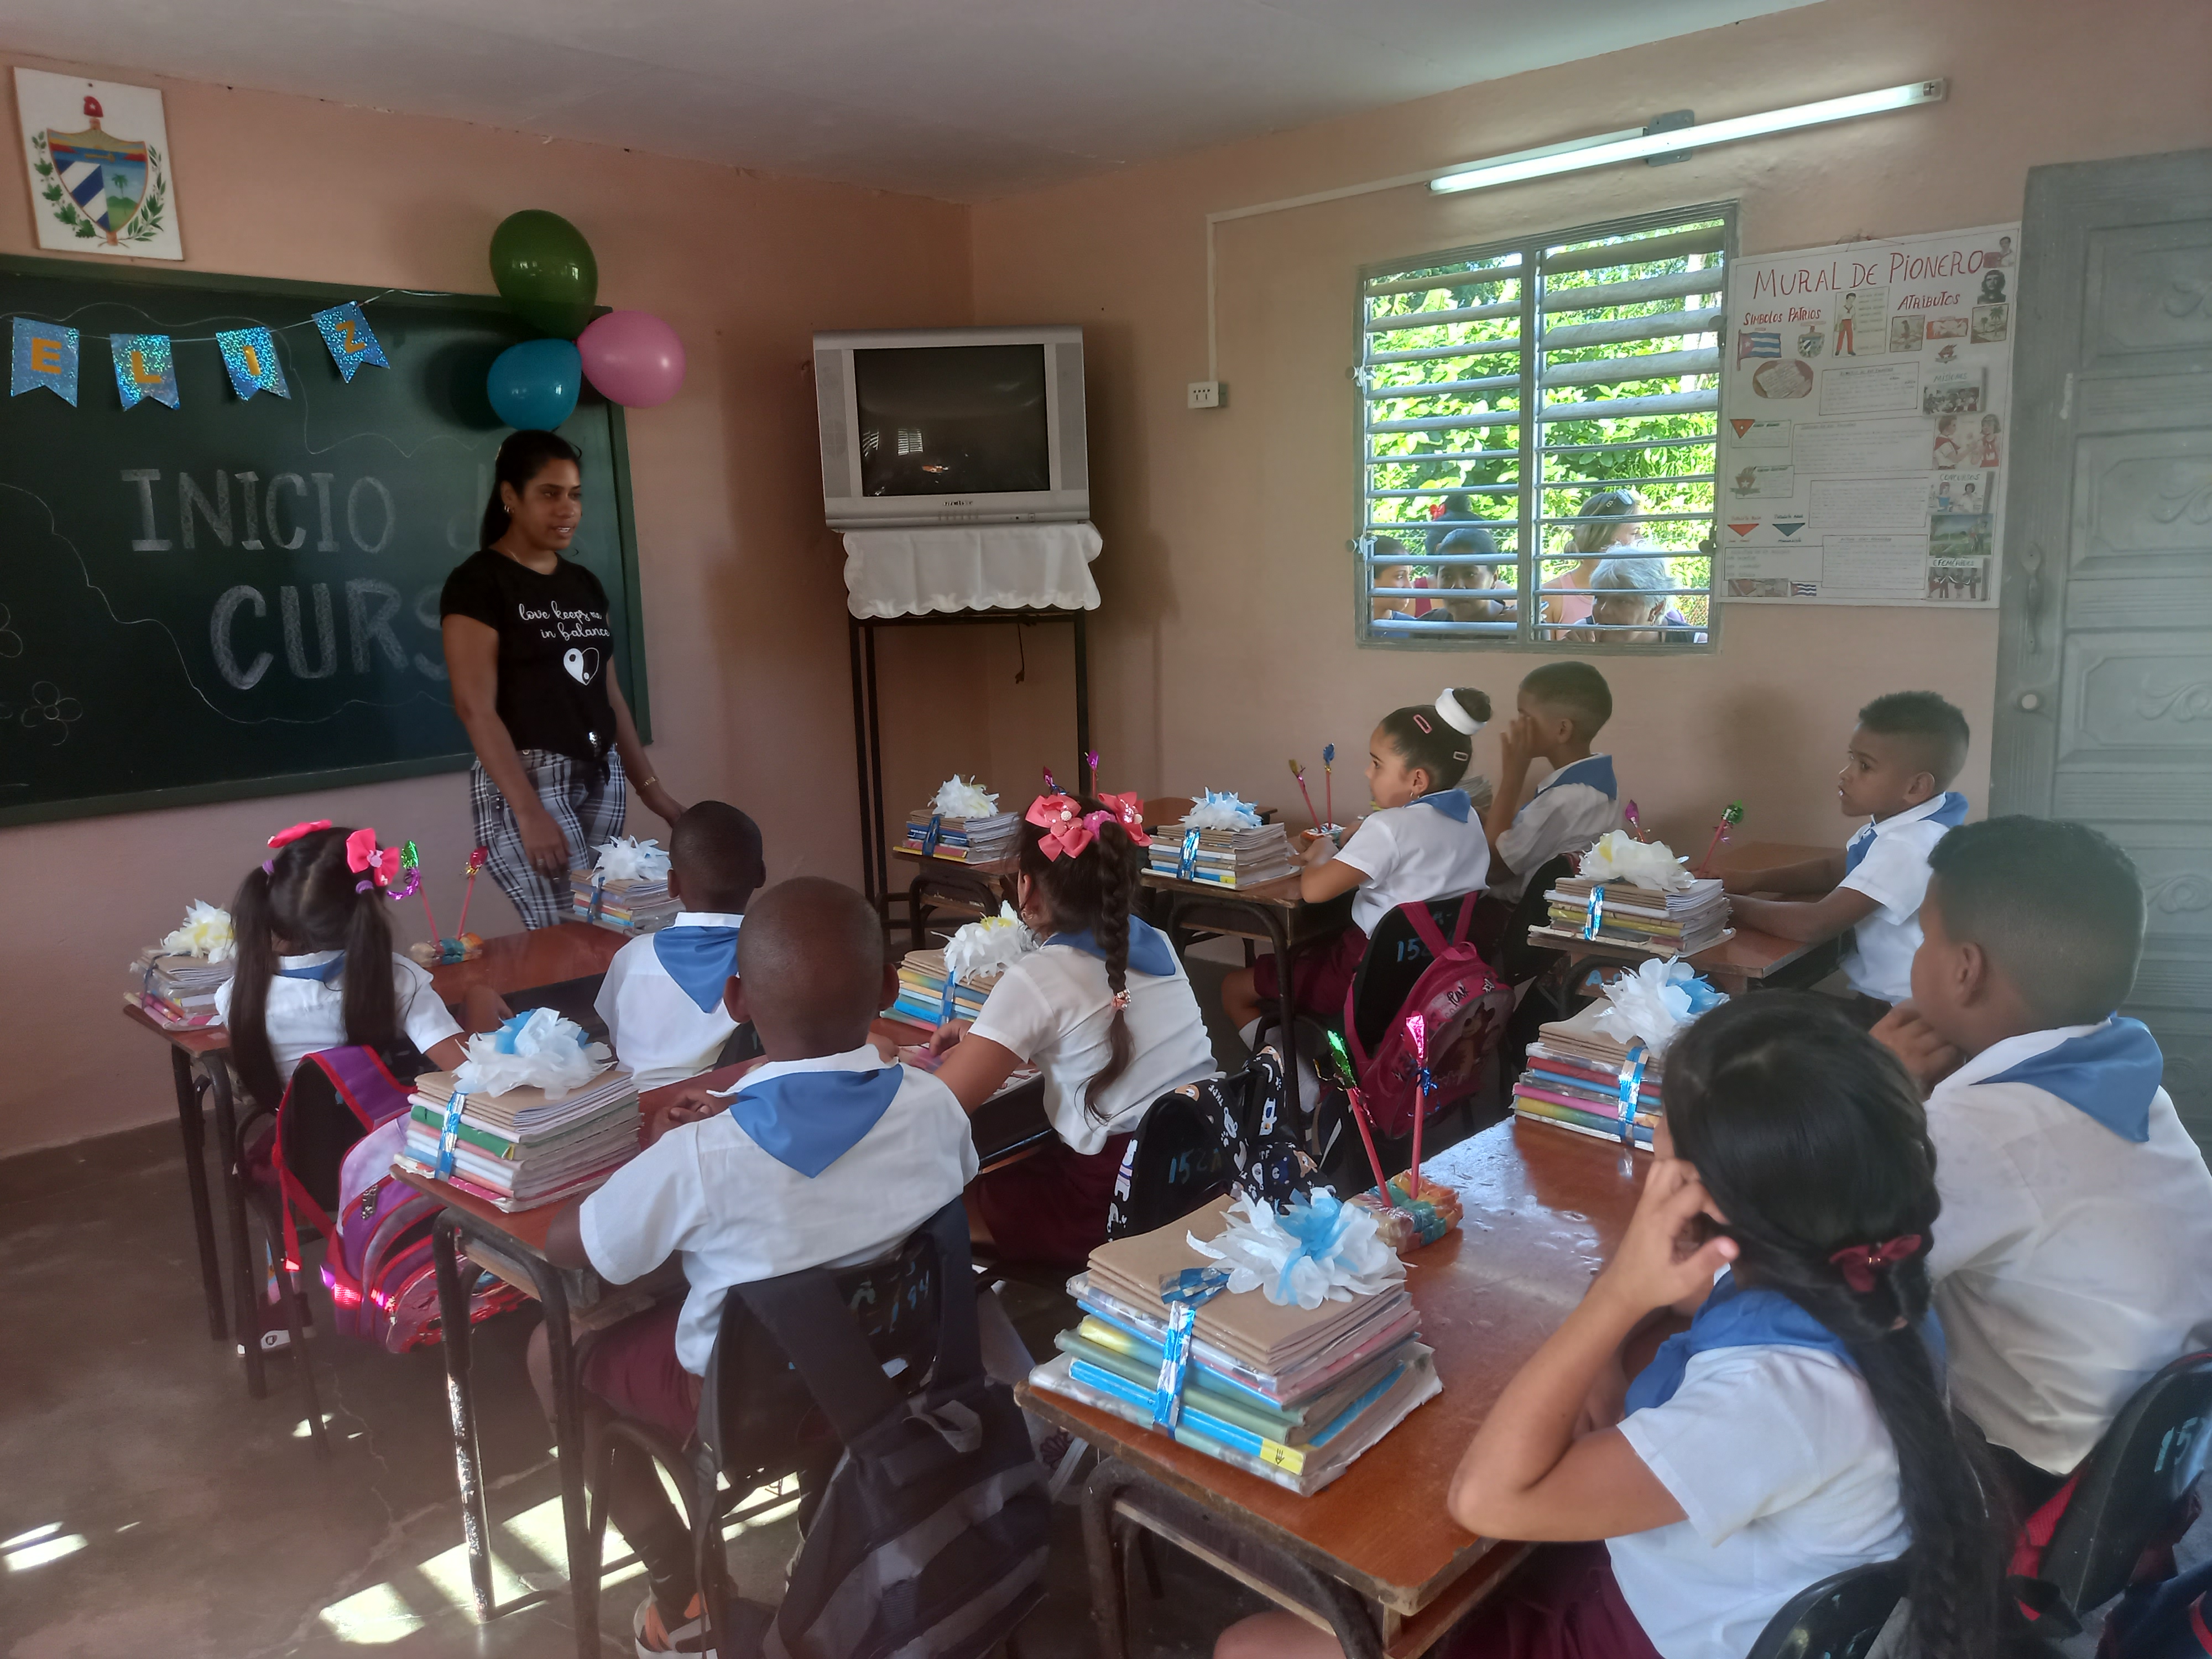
xmin=11 ymin=317 xmax=80 ymax=404
xmin=311 ymin=301 xmax=388 ymax=383
xmin=109 ymin=332 xmax=176 ymax=410
xmin=216 ymin=326 xmax=290 ymax=400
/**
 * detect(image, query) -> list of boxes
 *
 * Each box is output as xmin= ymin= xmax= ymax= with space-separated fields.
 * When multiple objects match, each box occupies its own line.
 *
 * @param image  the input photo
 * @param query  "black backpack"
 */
xmin=737 ymin=1202 xmax=1048 ymax=1659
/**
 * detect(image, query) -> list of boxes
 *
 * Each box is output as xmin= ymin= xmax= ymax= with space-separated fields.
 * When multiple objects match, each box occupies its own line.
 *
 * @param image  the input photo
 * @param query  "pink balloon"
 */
xmin=577 ymin=310 xmax=686 ymax=408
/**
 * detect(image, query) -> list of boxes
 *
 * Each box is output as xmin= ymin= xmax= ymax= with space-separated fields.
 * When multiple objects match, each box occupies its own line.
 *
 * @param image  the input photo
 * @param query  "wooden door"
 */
xmin=1996 ymin=147 xmax=2212 ymax=1150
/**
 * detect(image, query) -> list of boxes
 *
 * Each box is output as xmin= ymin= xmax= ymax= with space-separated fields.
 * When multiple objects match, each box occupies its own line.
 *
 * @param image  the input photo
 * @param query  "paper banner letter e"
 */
xmin=11 ymin=317 xmax=80 ymax=404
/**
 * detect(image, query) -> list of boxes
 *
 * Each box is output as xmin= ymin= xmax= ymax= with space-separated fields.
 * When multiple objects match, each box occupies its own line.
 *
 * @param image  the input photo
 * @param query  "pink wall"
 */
xmin=0 ymin=58 xmax=971 ymax=1154
xmin=967 ymin=0 xmax=2212 ymax=844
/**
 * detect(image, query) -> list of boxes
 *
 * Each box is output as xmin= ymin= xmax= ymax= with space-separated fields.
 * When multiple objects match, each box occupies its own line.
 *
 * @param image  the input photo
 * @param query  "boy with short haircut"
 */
xmin=1479 ymin=660 xmax=1623 ymax=904
xmin=1725 ymin=691 xmax=1971 ymax=1010
xmin=1875 ymin=818 xmax=2212 ymax=1507
xmin=594 ymin=801 xmax=766 ymax=1091
xmin=534 ymin=877 xmax=978 ymax=1654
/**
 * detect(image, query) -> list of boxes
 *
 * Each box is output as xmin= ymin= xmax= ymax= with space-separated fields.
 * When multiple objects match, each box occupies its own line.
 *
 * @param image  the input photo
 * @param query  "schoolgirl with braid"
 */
xmin=927 ymin=790 xmax=1217 ymax=1265
xmin=1218 ymin=992 xmax=2006 ymax=1659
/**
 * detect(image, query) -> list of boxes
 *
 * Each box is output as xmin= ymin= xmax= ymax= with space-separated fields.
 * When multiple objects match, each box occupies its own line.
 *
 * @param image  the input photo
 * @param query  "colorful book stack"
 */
xmin=904 ymin=807 xmax=1019 ymax=863
xmin=1511 ymin=999 xmax=1665 ymax=1149
xmin=127 ymin=948 xmax=233 ymax=1030
xmin=1027 ymin=1197 xmax=1440 ymax=1496
xmin=889 ymin=948 xmax=1000 ymax=1030
xmin=1147 ymin=822 xmax=1299 ymax=889
xmin=570 ymin=868 xmax=681 ymax=933
xmin=1530 ymin=871 xmax=1731 ymax=958
xmin=400 ymin=1067 xmax=641 ymax=1212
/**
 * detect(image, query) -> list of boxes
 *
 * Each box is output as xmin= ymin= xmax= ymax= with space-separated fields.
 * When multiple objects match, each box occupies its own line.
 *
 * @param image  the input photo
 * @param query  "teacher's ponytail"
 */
xmin=479 ymin=429 xmax=584 ymax=547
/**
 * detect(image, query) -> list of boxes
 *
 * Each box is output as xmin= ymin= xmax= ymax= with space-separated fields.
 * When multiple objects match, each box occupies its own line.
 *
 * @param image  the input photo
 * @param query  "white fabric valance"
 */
xmin=842 ymin=521 xmax=1102 ymax=618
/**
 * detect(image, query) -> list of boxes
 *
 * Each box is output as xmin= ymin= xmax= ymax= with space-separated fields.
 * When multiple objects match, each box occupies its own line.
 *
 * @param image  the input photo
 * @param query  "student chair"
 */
xmin=1104 ymin=1047 xmax=1309 ymax=1243
xmin=2010 ymin=1352 xmax=2212 ymax=1634
xmin=1743 ymin=1560 xmax=1907 ymax=1659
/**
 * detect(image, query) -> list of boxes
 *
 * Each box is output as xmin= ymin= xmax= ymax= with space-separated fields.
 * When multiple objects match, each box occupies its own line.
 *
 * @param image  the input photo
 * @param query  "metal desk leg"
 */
xmin=206 ymin=1061 xmax=265 ymax=1397
xmin=528 ymin=1261 xmax=598 ymax=1659
xmin=433 ymin=1213 xmax=496 ymax=1623
xmin=909 ymin=870 xmax=930 ymax=951
xmin=171 ymin=1046 xmax=224 ymax=1341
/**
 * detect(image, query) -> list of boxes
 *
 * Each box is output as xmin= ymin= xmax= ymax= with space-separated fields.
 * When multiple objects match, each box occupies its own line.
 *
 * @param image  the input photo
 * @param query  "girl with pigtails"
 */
xmin=1218 ymin=992 xmax=2007 ymax=1659
xmin=217 ymin=821 xmax=510 ymax=1113
xmin=927 ymin=788 xmax=1217 ymax=1265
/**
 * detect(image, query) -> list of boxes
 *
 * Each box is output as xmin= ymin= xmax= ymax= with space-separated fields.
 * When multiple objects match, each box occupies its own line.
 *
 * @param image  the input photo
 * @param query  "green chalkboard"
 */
xmin=0 ymin=254 xmax=649 ymax=827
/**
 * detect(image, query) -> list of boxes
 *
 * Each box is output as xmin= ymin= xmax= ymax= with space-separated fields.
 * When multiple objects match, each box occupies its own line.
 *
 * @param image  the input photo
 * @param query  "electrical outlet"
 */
xmin=1187 ymin=380 xmax=1225 ymax=410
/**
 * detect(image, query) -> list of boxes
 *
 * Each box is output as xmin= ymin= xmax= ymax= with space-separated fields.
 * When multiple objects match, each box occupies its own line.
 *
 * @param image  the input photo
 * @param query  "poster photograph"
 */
xmin=1718 ymin=222 xmax=2017 ymax=606
xmin=13 ymin=69 xmax=183 ymax=260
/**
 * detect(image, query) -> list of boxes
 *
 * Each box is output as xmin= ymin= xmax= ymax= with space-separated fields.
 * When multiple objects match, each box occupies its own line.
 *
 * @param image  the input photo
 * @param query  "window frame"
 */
xmin=1353 ymin=200 xmax=1737 ymax=655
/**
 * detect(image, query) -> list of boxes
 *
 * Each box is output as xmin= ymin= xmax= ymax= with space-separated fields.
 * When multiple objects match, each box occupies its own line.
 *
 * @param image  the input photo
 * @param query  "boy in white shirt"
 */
xmin=530 ymin=877 xmax=977 ymax=1655
xmin=594 ymin=801 xmax=765 ymax=1090
xmin=1726 ymin=691 xmax=1971 ymax=1012
xmin=1874 ymin=817 xmax=2212 ymax=1511
xmin=1479 ymin=660 xmax=1623 ymax=905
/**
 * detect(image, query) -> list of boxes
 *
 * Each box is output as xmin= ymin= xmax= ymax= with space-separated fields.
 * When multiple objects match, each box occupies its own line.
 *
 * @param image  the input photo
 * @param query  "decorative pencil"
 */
xmin=1405 ymin=1011 xmax=1431 ymax=1200
xmin=401 ymin=841 xmax=439 ymax=942
xmin=1085 ymin=749 xmax=1100 ymax=796
xmin=1322 ymin=743 xmax=1337 ymax=834
xmin=1697 ymin=802 xmax=1745 ymax=876
xmin=455 ymin=845 xmax=491 ymax=940
xmin=1624 ymin=800 xmax=1644 ymax=841
xmin=1287 ymin=759 xmax=1322 ymax=831
xmin=1324 ymin=1030 xmax=1398 ymax=1207
xmin=1042 ymin=765 xmax=1057 ymax=794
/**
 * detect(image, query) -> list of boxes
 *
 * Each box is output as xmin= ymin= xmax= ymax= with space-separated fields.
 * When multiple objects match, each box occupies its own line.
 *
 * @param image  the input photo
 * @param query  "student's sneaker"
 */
xmin=633 ymin=1592 xmax=776 ymax=1658
xmin=633 ymin=1594 xmax=716 ymax=1658
xmin=236 ymin=1295 xmax=315 ymax=1358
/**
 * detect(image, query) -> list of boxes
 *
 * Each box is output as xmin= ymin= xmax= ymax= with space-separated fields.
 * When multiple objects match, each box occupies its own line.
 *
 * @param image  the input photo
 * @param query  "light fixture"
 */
xmin=1429 ymin=80 xmax=1947 ymax=195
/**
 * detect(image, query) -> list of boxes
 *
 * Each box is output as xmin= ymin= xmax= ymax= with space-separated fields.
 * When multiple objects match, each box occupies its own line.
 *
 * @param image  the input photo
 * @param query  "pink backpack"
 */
xmin=1340 ymin=896 xmax=1514 ymax=1139
xmin=272 ymin=1047 xmax=524 ymax=1353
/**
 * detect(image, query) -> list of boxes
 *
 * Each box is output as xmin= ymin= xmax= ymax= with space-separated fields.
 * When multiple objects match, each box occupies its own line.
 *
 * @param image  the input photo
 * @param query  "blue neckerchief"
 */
xmin=1045 ymin=917 xmax=1177 ymax=979
xmin=1624 ymin=1270 xmax=1945 ymax=1412
xmin=1409 ymin=788 xmax=1472 ymax=822
xmin=1539 ymin=754 xmax=1618 ymax=801
xmin=651 ymin=921 xmax=741 ymax=1014
xmin=1845 ymin=791 xmax=1970 ymax=875
xmin=724 ymin=1066 xmax=905 ymax=1177
xmin=276 ymin=953 xmax=345 ymax=983
xmin=1981 ymin=1018 xmax=2165 ymax=1143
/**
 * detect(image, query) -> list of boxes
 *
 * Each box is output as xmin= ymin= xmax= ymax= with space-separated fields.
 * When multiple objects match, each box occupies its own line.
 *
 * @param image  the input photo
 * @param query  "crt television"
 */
xmin=813 ymin=325 xmax=1089 ymax=529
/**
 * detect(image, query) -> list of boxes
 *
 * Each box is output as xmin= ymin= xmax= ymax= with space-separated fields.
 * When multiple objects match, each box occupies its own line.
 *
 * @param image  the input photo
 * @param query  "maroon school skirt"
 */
xmin=1442 ymin=1543 xmax=1662 ymax=1659
xmin=1251 ymin=924 xmax=1369 ymax=1021
xmin=971 ymin=1132 xmax=1133 ymax=1267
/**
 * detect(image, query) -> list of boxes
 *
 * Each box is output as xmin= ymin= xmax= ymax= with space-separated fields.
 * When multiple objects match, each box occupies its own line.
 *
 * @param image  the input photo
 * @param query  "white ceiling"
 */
xmin=0 ymin=0 xmax=1820 ymax=201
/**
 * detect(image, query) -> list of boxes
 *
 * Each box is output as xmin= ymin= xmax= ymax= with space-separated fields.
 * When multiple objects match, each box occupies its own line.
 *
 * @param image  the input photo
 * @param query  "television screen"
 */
xmin=854 ymin=344 xmax=1051 ymax=498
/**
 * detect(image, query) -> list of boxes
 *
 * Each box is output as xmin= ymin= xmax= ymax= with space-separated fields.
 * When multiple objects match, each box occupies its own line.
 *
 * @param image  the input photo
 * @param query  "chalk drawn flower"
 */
xmin=19 ymin=681 xmax=81 ymax=745
xmin=0 ymin=604 xmax=21 ymax=660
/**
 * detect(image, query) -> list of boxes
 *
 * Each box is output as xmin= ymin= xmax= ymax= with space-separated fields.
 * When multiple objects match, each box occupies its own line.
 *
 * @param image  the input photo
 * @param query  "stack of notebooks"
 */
xmin=889 ymin=948 xmax=1000 ymax=1030
xmin=1530 ymin=870 xmax=1731 ymax=957
xmin=1028 ymin=1197 xmax=1440 ymax=1495
xmin=400 ymin=1067 xmax=641 ymax=1211
xmin=904 ymin=807 xmax=1019 ymax=863
xmin=1511 ymin=999 xmax=1664 ymax=1149
xmin=570 ymin=868 xmax=681 ymax=933
xmin=1147 ymin=822 xmax=1299 ymax=889
xmin=127 ymin=948 xmax=233 ymax=1030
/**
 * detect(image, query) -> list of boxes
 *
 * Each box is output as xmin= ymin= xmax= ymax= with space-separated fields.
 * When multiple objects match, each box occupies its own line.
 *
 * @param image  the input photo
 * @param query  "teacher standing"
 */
xmin=441 ymin=430 xmax=685 ymax=928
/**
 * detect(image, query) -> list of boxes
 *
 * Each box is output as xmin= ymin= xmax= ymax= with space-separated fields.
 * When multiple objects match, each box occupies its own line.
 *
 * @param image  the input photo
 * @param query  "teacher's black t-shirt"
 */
xmin=440 ymin=549 xmax=618 ymax=767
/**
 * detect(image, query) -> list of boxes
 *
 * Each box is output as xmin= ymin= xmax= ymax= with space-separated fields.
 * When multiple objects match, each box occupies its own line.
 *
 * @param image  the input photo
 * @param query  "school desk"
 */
xmin=890 ymin=842 xmax=1018 ymax=949
xmin=1018 ymin=1115 xmax=1645 ymax=1658
xmin=399 ymin=1018 xmax=1052 ymax=1658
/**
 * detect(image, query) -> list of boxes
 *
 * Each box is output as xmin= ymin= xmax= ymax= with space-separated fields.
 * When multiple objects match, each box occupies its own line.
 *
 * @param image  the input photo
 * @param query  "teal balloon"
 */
xmin=487 ymin=338 xmax=581 ymax=431
xmin=489 ymin=210 xmax=599 ymax=338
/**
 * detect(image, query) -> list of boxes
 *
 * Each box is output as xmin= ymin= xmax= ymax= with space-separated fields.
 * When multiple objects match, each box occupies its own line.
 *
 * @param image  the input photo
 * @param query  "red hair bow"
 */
xmin=346 ymin=827 xmax=404 ymax=894
xmin=1828 ymin=1233 xmax=1923 ymax=1293
xmin=267 ymin=819 xmax=331 ymax=849
xmin=1025 ymin=791 xmax=1154 ymax=861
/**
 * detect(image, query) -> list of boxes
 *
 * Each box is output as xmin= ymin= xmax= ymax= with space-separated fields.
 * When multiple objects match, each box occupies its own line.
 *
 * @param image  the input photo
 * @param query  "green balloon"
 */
xmin=489 ymin=210 xmax=599 ymax=338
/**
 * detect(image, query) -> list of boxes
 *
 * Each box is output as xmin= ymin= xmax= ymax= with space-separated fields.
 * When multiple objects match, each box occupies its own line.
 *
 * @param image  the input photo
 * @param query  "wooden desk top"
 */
xmin=1021 ymin=1118 xmax=1644 ymax=1618
xmin=891 ymin=844 xmax=1020 ymax=879
xmin=1705 ymin=839 xmax=1835 ymax=877
xmin=1141 ymin=870 xmax=1305 ymax=912
xmin=119 ymin=999 xmax=229 ymax=1056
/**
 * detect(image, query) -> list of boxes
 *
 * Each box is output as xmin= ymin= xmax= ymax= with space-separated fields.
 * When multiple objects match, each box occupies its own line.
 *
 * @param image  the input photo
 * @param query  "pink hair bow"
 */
xmin=267 ymin=819 xmax=331 ymax=849
xmin=1026 ymin=794 xmax=1096 ymax=860
xmin=1828 ymin=1233 xmax=1924 ymax=1294
xmin=1096 ymin=791 xmax=1152 ymax=848
xmin=346 ymin=827 xmax=404 ymax=894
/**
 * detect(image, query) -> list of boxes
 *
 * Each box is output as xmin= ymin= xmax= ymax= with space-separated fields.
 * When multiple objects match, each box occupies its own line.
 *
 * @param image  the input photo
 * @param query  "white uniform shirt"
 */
xmin=1491 ymin=755 xmax=1623 ymax=902
xmin=969 ymin=941 xmax=1217 ymax=1155
xmin=1837 ymin=792 xmax=1965 ymax=1002
xmin=578 ymin=1046 xmax=977 ymax=1374
xmin=1926 ymin=1029 xmax=2212 ymax=1475
xmin=1611 ymin=1347 xmax=1911 ymax=1659
xmin=213 ymin=950 xmax=461 ymax=1093
xmin=594 ymin=911 xmax=743 ymax=1092
xmin=1334 ymin=797 xmax=1494 ymax=935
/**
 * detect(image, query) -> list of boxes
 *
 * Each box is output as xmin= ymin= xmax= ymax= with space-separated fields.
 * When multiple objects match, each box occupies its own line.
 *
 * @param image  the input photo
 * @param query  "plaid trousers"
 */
xmin=471 ymin=749 xmax=628 ymax=930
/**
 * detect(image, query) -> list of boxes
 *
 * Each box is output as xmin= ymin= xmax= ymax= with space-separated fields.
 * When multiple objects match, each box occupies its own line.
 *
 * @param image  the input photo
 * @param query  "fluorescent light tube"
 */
xmin=1430 ymin=80 xmax=1947 ymax=195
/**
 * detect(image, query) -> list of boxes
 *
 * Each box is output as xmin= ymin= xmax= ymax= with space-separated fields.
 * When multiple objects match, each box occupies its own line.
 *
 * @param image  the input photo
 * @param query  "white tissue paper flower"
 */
xmin=1181 ymin=789 xmax=1261 ymax=831
xmin=932 ymin=775 xmax=999 ymax=819
xmin=591 ymin=835 xmax=671 ymax=884
xmin=1186 ymin=1192 xmax=1404 ymax=1310
xmin=456 ymin=1007 xmax=613 ymax=1099
xmin=1579 ymin=830 xmax=1693 ymax=892
xmin=943 ymin=904 xmax=1037 ymax=982
xmin=1592 ymin=958 xmax=1728 ymax=1055
xmin=161 ymin=900 xmax=236 ymax=963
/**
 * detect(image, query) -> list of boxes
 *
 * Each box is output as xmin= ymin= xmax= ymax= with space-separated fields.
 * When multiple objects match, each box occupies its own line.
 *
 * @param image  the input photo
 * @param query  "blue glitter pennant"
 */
xmin=310 ymin=302 xmax=388 ymax=383
xmin=11 ymin=317 xmax=79 ymax=405
xmin=109 ymin=333 xmax=178 ymax=410
xmin=215 ymin=326 xmax=290 ymax=400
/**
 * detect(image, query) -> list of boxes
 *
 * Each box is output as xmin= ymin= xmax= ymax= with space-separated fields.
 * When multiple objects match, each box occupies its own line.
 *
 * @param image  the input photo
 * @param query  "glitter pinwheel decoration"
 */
xmin=1324 ymin=1028 xmax=1395 ymax=1206
xmin=455 ymin=845 xmax=491 ymax=941
xmin=1085 ymin=749 xmax=1101 ymax=796
xmin=1697 ymin=802 xmax=1745 ymax=876
xmin=1287 ymin=759 xmax=1322 ymax=832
